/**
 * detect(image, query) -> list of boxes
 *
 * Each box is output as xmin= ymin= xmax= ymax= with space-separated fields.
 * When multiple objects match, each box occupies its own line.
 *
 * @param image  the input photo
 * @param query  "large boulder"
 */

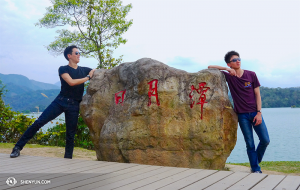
xmin=80 ymin=58 xmax=238 ymax=169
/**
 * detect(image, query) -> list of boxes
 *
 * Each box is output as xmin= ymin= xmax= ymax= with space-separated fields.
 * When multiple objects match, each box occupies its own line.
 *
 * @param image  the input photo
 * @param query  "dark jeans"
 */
xmin=238 ymin=112 xmax=270 ymax=172
xmin=15 ymin=95 xmax=80 ymax=159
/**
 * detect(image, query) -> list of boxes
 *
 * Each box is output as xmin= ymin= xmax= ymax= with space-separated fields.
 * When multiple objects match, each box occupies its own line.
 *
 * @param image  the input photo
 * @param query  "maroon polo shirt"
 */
xmin=221 ymin=70 xmax=260 ymax=113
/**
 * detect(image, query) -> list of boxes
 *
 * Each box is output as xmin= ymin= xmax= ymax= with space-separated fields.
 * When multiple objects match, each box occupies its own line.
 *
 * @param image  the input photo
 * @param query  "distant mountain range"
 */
xmin=0 ymin=73 xmax=60 ymax=91
xmin=0 ymin=73 xmax=60 ymax=112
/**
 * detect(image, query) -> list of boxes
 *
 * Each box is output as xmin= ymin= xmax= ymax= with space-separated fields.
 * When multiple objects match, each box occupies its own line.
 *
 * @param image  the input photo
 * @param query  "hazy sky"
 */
xmin=0 ymin=0 xmax=299 ymax=88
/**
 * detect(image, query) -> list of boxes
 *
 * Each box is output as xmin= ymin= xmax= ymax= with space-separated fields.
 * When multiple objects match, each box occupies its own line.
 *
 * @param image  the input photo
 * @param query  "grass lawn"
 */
xmin=229 ymin=161 xmax=300 ymax=174
xmin=0 ymin=143 xmax=96 ymax=160
xmin=0 ymin=143 xmax=46 ymax=148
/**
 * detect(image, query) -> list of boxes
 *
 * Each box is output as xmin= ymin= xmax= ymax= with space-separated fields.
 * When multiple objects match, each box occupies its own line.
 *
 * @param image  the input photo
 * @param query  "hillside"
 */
xmin=3 ymin=89 xmax=60 ymax=112
xmin=0 ymin=73 xmax=60 ymax=112
xmin=260 ymin=87 xmax=300 ymax=108
xmin=228 ymin=87 xmax=300 ymax=108
xmin=0 ymin=73 xmax=59 ymax=91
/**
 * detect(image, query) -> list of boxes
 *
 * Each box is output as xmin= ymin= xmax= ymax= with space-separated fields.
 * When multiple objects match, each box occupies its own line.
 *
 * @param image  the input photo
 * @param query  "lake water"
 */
xmin=25 ymin=113 xmax=65 ymax=132
xmin=26 ymin=108 xmax=299 ymax=163
xmin=226 ymin=107 xmax=300 ymax=163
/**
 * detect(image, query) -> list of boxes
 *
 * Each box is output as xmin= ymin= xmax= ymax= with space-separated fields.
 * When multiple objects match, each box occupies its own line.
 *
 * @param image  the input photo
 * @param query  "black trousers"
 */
xmin=15 ymin=95 xmax=80 ymax=158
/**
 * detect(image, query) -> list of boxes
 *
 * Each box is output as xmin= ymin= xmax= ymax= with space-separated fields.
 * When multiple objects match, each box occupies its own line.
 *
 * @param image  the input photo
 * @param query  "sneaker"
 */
xmin=10 ymin=147 xmax=21 ymax=158
xmin=253 ymin=171 xmax=262 ymax=174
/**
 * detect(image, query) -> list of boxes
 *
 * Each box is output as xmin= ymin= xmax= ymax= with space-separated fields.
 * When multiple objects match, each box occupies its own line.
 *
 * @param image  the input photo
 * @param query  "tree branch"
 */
xmin=73 ymin=6 xmax=91 ymax=41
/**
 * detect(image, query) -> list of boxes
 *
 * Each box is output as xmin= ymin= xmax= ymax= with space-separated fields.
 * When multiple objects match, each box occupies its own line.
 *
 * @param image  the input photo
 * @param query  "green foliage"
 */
xmin=260 ymin=87 xmax=300 ymax=108
xmin=3 ymin=89 xmax=60 ymax=112
xmin=0 ymin=80 xmax=7 ymax=98
xmin=0 ymin=112 xmax=37 ymax=143
xmin=33 ymin=113 xmax=94 ymax=150
xmin=0 ymin=80 xmax=36 ymax=143
xmin=0 ymin=79 xmax=93 ymax=150
xmin=76 ymin=114 xmax=94 ymax=149
xmin=0 ymin=112 xmax=94 ymax=150
xmin=228 ymin=87 xmax=300 ymax=108
xmin=0 ymin=80 xmax=92 ymax=149
xmin=36 ymin=0 xmax=133 ymax=69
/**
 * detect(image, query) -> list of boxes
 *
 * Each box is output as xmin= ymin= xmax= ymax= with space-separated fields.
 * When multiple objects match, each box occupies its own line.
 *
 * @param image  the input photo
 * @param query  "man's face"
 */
xmin=227 ymin=55 xmax=241 ymax=69
xmin=68 ymin=48 xmax=80 ymax=63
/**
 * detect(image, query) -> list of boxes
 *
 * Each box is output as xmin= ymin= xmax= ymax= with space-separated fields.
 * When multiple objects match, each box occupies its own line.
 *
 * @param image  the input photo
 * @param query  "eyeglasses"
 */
xmin=230 ymin=58 xmax=241 ymax=62
xmin=75 ymin=52 xmax=81 ymax=55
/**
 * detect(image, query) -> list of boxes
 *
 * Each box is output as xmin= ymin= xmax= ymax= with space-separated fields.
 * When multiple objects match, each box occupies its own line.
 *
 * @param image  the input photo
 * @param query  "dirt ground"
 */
xmin=0 ymin=147 xmax=97 ymax=161
xmin=1 ymin=147 xmax=298 ymax=176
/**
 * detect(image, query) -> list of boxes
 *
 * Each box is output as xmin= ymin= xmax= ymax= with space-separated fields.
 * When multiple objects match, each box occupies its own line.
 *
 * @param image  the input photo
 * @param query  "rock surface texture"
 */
xmin=80 ymin=58 xmax=238 ymax=169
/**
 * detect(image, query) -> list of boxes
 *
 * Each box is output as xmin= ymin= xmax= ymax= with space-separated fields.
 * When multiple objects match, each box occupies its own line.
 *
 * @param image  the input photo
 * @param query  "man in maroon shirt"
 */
xmin=208 ymin=51 xmax=270 ymax=173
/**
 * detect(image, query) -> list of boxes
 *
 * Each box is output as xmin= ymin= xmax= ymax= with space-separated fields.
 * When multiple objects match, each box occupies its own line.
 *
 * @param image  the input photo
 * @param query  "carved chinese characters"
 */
xmin=147 ymin=79 xmax=160 ymax=106
xmin=115 ymin=90 xmax=126 ymax=105
xmin=189 ymin=82 xmax=210 ymax=119
xmin=114 ymin=80 xmax=210 ymax=119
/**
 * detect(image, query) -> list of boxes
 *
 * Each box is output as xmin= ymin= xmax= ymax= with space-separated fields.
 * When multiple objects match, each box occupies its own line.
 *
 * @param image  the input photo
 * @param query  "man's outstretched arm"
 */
xmin=208 ymin=65 xmax=237 ymax=76
xmin=61 ymin=69 xmax=95 ymax=86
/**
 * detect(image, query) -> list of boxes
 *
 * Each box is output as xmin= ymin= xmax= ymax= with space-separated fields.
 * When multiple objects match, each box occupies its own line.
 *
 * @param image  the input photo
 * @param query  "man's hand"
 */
xmin=226 ymin=68 xmax=237 ymax=76
xmin=253 ymin=112 xmax=262 ymax=126
xmin=89 ymin=69 xmax=96 ymax=78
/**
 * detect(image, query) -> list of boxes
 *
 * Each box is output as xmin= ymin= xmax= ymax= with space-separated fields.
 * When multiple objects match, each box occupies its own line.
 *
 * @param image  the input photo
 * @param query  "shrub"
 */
xmin=0 ymin=80 xmax=36 ymax=143
xmin=0 ymin=80 xmax=94 ymax=150
xmin=36 ymin=113 xmax=94 ymax=150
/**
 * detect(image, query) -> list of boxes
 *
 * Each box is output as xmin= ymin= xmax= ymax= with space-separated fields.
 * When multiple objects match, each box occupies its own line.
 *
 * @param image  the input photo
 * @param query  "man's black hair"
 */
xmin=64 ymin=45 xmax=78 ymax=61
xmin=224 ymin=51 xmax=240 ymax=63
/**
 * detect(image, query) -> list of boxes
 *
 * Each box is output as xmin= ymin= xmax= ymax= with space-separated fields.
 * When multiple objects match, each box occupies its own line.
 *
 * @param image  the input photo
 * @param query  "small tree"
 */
xmin=36 ymin=0 xmax=133 ymax=69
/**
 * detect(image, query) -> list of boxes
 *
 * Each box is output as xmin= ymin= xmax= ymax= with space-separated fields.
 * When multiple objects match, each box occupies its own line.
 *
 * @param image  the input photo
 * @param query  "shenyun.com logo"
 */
xmin=6 ymin=177 xmax=17 ymax=187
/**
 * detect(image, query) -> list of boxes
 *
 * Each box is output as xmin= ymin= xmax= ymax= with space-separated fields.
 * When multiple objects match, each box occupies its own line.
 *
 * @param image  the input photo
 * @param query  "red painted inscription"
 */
xmin=189 ymin=82 xmax=210 ymax=119
xmin=115 ymin=90 xmax=126 ymax=105
xmin=147 ymin=79 xmax=160 ymax=106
